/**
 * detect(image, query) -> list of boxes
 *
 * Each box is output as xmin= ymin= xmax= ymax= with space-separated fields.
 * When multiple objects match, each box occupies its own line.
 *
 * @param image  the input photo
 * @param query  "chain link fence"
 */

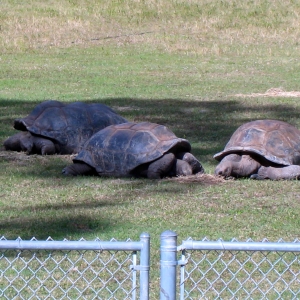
xmin=0 ymin=234 xmax=150 ymax=300
xmin=1 ymin=232 xmax=300 ymax=299
xmin=178 ymin=237 xmax=300 ymax=299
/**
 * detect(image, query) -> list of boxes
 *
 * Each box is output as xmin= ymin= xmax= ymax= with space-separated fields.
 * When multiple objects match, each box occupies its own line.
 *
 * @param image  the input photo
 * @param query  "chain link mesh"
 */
xmin=179 ymin=238 xmax=300 ymax=299
xmin=3 ymin=235 xmax=300 ymax=299
xmin=0 ymin=237 xmax=137 ymax=300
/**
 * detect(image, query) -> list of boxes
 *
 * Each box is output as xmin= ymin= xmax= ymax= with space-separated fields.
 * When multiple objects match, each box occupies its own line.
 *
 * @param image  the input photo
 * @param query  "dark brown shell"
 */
xmin=74 ymin=122 xmax=191 ymax=177
xmin=214 ymin=119 xmax=300 ymax=166
xmin=13 ymin=100 xmax=127 ymax=154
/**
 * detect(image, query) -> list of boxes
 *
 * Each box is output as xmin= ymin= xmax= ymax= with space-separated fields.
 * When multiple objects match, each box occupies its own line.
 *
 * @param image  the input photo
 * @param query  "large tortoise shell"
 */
xmin=13 ymin=100 xmax=127 ymax=154
xmin=74 ymin=122 xmax=191 ymax=177
xmin=214 ymin=119 xmax=300 ymax=166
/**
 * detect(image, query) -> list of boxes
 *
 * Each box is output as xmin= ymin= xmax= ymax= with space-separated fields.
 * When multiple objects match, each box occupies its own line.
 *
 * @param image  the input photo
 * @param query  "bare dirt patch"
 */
xmin=235 ymin=88 xmax=300 ymax=98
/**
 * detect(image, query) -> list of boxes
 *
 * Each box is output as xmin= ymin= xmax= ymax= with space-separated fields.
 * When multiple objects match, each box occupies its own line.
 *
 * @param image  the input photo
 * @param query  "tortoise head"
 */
xmin=215 ymin=153 xmax=262 ymax=178
xmin=214 ymin=153 xmax=243 ymax=177
xmin=215 ymin=159 xmax=233 ymax=177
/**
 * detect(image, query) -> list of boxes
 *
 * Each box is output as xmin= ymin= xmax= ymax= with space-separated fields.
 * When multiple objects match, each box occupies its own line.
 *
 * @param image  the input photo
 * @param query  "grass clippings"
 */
xmin=166 ymin=173 xmax=227 ymax=185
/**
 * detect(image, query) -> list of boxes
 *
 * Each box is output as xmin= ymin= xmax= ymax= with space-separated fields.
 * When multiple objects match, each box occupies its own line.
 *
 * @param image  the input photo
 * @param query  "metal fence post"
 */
xmin=160 ymin=230 xmax=177 ymax=300
xmin=139 ymin=232 xmax=150 ymax=300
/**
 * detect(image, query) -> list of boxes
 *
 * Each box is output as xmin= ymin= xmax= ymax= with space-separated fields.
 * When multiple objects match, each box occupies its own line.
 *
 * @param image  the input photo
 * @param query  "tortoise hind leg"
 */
xmin=62 ymin=163 xmax=95 ymax=176
xmin=251 ymin=165 xmax=300 ymax=180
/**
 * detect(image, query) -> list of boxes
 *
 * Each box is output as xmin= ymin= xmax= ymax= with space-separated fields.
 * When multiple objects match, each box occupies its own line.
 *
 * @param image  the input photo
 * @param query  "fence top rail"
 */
xmin=0 ymin=240 xmax=143 ymax=251
xmin=179 ymin=240 xmax=300 ymax=252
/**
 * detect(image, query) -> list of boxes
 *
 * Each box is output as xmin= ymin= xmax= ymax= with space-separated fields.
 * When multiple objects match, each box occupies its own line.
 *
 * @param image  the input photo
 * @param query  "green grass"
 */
xmin=1 ymin=0 xmax=300 ymax=297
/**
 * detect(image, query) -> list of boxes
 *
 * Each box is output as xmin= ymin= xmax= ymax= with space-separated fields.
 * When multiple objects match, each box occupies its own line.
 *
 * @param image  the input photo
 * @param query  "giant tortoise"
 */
xmin=214 ymin=119 xmax=300 ymax=180
xmin=62 ymin=122 xmax=204 ymax=179
xmin=3 ymin=100 xmax=127 ymax=155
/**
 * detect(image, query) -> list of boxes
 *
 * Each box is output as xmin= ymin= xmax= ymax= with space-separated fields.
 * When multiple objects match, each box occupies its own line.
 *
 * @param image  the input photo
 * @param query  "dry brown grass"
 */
xmin=1 ymin=0 xmax=300 ymax=54
xmin=0 ymin=150 xmax=72 ymax=164
xmin=167 ymin=173 xmax=227 ymax=185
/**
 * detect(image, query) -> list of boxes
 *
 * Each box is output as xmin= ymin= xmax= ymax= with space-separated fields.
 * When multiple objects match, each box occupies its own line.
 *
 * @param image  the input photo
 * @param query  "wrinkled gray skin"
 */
xmin=215 ymin=153 xmax=300 ymax=180
xmin=215 ymin=154 xmax=261 ymax=178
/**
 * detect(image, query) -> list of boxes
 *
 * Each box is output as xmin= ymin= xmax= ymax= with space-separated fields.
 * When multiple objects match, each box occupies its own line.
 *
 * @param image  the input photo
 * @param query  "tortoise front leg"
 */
xmin=147 ymin=153 xmax=176 ymax=179
xmin=176 ymin=152 xmax=204 ymax=174
xmin=32 ymin=136 xmax=56 ymax=155
xmin=173 ymin=159 xmax=193 ymax=176
xmin=4 ymin=132 xmax=33 ymax=153
xmin=251 ymin=165 xmax=300 ymax=180
xmin=4 ymin=132 xmax=56 ymax=155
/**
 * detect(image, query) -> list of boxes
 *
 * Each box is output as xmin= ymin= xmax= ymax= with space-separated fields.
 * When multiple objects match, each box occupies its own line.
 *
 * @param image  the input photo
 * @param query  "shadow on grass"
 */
xmin=2 ymin=96 xmax=299 ymax=150
xmin=0 ymin=199 xmax=124 ymax=240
